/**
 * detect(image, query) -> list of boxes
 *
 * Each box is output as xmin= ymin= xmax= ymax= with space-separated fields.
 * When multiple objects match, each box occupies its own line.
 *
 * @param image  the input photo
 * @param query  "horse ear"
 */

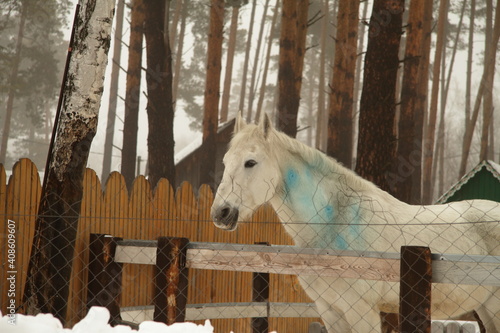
xmin=234 ymin=111 xmax=246 ymax=133
xmin=259 ymin=112 xmax=273 ymax=139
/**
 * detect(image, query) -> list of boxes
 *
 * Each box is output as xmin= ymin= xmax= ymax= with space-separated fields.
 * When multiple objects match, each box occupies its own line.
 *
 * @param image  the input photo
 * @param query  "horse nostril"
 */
xmin=220 ymin=207 xmax=230 ymax=219
xmin=212 ymin=205 xmax=239 ymax=230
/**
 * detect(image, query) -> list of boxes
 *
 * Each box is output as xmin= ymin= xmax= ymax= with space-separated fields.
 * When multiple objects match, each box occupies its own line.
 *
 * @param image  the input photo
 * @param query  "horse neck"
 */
xmin=267 ymin=134 xmax=406 ymax=249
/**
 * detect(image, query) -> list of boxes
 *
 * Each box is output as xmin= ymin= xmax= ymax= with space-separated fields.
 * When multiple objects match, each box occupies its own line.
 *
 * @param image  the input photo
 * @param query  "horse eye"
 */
xmin=244 ymin=160 xmax=257 ymax=168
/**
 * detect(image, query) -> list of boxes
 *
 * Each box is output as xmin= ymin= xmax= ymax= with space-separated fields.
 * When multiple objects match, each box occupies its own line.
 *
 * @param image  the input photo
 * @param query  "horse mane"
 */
xmin=266 ymin=126 xmax=384 ymax=195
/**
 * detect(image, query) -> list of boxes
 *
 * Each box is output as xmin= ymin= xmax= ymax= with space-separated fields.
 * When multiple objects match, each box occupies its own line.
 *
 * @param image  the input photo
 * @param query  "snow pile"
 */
xmin=0 ymin=307 xmax=214 ymax=333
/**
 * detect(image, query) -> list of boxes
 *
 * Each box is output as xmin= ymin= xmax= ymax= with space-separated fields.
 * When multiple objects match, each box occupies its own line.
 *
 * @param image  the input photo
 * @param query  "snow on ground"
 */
xmin=0 ymin=307 xmax=214 ymax=333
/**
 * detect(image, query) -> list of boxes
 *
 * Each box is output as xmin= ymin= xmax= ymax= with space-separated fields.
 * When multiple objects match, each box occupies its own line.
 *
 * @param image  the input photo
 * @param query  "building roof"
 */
xmin=436 ymin=160 xmax=500 ymax=203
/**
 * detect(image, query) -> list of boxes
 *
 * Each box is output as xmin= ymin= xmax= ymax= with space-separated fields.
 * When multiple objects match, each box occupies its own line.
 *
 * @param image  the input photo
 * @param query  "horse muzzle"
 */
xmin=211 ymin=204 xmax=239 ymax=231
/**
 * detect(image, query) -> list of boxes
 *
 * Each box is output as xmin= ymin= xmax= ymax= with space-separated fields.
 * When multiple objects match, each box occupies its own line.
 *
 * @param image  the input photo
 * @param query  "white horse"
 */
xmin=211 ymin=113 xmax=500 ymax=333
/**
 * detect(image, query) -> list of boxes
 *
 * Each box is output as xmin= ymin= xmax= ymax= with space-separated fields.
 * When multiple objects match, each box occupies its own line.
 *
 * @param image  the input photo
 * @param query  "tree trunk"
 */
xmin=326 ymin=0 xmax=360 ymax=168
xmin=239 ymin=0 xmax=257 ymax=115
xmin=23 ymin=1 xmax=115 ymax=324
xmin=410 ymin=0 xmax=433 ymax=202
xmin=255 ymin=0 xmax=280 ymax=123
xmin=459 ymin=0 xmax=500 ymax=177
xmin=465 ymin=0 xmax=475 ymax=125
xmin=276 ymin=0 xmax=309 ymax=138
xmin=293 ymin=0 xmax=309 ymax=110
xmin=353 ymin=0 xmax=369 ymax=124
xmin=394 ymin=0 xmax=432 ymax=204
xmin=247 ymin=0 xmax=270 ymax=122
xmin=315 ymin=0 xmax=329 ymax=151
xmin=306 ymin=58 xmax=315 ymax=146
xmin=480 ymin=0 xmax=495 ymax=161
xmin=121 ymin=0 xmax=145 ymax=189
xmin=436 ymin=0 xmax=465 ymax=196
xmin=144 ymin=0 xmax=176 ymax=188
xmin=422 ymin=0 xmax=447 ymax=204
xmin=435 ymin=40 xmax=447 ymax=198
xmin=201 ymin=0 xmax=224 ymax=187
xmin=355 ymin=0 xmax=404 ymax=194
xmin=101 ymin=0 xmax=125 ymax=182
xmin=0 ymin=1 xmax=27 ymax=164
xmin=172 ymin=0 xmax=186 ymax=101
xmin=169 ymin=0 xmax=183 ymax=50
xmin=220 ymin=5 xmax=240 ymax=123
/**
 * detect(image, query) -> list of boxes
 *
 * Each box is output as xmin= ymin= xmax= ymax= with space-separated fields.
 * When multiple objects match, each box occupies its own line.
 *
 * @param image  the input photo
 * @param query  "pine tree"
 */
xmin=144 ymin=0 xmax=176 ymax=188
xmin=326 ymin=0 xmax=360 ymax=168
xmin=394 ymin=0 xmax=432 ymax=204
xmin=355 ymin=0 xmax=404 ymax=193
xmin=201 ymin=0 xmax=225 ymax=187
xmin=121 ymin=0 xmax=145 ymax=189
xmin=276 ymin=0 xmax=309 ymax=138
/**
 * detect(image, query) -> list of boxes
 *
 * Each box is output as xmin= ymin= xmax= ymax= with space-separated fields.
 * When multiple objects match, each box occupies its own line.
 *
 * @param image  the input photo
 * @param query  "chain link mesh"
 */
xmin=1 ymin=159 xmax=499 ymax=332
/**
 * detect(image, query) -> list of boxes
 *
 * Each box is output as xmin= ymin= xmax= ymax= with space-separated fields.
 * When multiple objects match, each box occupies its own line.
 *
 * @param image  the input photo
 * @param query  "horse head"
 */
xmin=211 ymin=113 xmax=280 ymax=230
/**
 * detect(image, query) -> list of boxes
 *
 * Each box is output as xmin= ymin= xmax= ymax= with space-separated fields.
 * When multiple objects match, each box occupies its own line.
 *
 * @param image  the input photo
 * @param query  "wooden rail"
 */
xmin=114 ymin=239 xmax=500 ymax=286
xmin=88 ymin=235 xmax=500 ymax=332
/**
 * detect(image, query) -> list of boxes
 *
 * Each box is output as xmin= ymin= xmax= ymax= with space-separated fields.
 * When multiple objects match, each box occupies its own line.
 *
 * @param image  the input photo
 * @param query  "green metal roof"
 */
xmin=436 ymin=160 xmax=500 ymax=204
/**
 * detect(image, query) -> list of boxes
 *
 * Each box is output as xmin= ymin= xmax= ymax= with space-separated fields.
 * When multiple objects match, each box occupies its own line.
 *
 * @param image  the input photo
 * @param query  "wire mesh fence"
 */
xmin=1 ymin=158 xmax=500 ymax=333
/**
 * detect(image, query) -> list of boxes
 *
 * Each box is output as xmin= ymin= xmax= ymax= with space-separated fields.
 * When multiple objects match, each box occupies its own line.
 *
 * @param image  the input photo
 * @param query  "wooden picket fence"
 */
xmin=0 ymin=158 xmax=318 ymax=332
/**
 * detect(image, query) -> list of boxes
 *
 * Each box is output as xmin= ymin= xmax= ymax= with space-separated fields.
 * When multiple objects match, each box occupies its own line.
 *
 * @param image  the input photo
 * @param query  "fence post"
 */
xmin=252 ymin=242 xmax=270 ymax=333
xmin=399 ymin=246 xmax=432 ymax=333
xmin=87 ymin=233 xmax=123 ymax=325
xmin=154 ymin=237 xmax=190 ymax=325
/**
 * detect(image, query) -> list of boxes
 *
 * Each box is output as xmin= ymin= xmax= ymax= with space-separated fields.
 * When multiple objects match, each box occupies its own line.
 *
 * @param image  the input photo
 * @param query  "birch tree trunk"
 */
xmin=23 ymin=0 xmax=115 ymax=324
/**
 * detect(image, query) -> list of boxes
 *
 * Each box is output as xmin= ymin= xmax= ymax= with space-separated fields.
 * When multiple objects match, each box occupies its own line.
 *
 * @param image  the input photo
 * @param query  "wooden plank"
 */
xmin=113 ymin=241 xmax=500 ymax=286
xmin=115 ymin=243 xmax=157 ymax=265
xmin=186 ymin=248 xmax=401 ymax=282
xmin=431 ymin=254 xmax=500 ymax=287
xmin=121 ymin=302 xmax=320 ymax=321
xmin=121 ymin=303 xmax=482 ymax=329
xmin=399 ymin=246 xmax=432 ymax=333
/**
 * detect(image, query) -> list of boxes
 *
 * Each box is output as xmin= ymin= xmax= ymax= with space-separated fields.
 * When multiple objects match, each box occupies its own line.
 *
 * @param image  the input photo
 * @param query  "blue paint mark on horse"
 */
xmin=324 ymin=204 xmax=334 ymax=221
xmin=334 ymin=234 xmax=348 ymax=250
xmin=285 ymin=168 xmax=299 ymax=189
xmin=283 ymin=166 xmax=366 ymax=251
